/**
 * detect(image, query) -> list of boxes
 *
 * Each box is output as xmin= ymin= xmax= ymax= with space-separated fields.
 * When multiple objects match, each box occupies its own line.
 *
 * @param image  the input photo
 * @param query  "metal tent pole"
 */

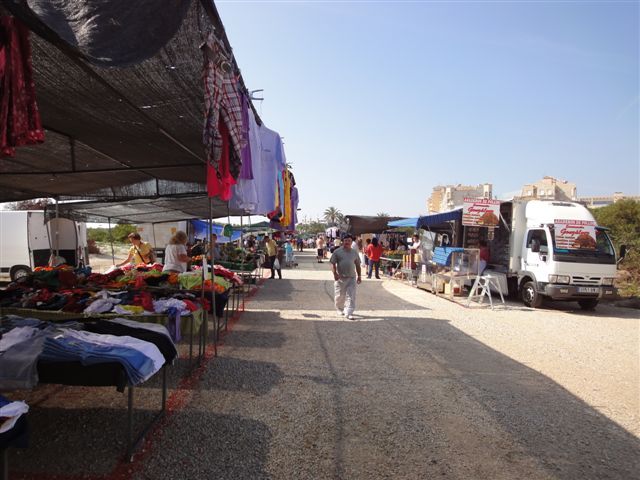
xmin=54 ymin=197 xmax=60 ymax=257
xmin=108 ymin=217 xmax=115 ymax=264
xmin=209 ymin=198 xmax=217 ymax=357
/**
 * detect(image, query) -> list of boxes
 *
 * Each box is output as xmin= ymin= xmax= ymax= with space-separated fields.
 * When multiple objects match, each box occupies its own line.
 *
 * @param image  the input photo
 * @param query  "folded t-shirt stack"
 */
xmin=0 ymin=316 xmax=175 ymax=388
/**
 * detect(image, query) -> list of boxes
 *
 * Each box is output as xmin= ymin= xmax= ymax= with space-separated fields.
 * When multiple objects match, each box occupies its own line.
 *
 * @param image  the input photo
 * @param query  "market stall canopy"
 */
xmin=345 ymin=215 xmax=404 ymax=236
xmin=48 ymin=195 xmax=246 ymax=224
xmin=387 ymin=217 xmax=419 ymax=228
xmin=416 ymin=208 xmax=462 ymax=231
xmin=0 ymin=0 xmax=257 ymax=202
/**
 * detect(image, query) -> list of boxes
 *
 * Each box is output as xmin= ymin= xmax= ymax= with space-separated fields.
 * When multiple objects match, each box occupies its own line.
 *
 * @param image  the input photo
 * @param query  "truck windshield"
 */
xmin=550 ymin=227 xmax=615 ymax=264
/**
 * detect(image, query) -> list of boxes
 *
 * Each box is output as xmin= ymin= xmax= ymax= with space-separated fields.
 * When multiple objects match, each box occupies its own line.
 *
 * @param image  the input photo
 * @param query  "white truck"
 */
xmin=0 ymin=210 xmax=88 ymax=281
xmin=485 ymin=200 xmax=619 ymax=309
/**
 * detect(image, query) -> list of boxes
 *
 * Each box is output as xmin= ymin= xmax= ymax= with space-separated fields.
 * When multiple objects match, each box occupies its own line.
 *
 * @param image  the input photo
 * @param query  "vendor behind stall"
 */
xmin=116 ymin=232 xmax=155 ymax=267
xmin=210 ymin=233 xmax=222 ymax=261
xmin=163 ymin=231 xmax=189 ymax=273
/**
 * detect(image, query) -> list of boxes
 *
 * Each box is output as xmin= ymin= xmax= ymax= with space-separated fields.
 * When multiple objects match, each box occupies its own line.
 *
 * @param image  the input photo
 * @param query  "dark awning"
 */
xmin=49 ymin=195 xmax=246 ymax=224
xmin=416 ymin=209 xmax=462 ymax=230
xmin=345 ymin=215 xmax=404 ymax=235
xmin=0 ymin=0 xmax=259 ymax=203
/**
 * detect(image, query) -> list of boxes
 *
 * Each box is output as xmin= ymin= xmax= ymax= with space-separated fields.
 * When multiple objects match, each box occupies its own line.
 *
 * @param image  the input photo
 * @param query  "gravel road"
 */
xmin=8 ymin=249 xmax=639 ymax=479
xmin=136 ymin=250 xmax=639 ymax=479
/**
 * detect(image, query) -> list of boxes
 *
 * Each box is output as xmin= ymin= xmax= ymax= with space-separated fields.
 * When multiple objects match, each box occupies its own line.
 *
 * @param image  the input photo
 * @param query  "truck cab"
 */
xmin=513 ymin=201 xmax=617 ymax=309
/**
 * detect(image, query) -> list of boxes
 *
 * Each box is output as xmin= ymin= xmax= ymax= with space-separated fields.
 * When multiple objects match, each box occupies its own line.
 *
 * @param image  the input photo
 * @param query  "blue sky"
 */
xmin=217 ymin=1 xmax=639 ymax=221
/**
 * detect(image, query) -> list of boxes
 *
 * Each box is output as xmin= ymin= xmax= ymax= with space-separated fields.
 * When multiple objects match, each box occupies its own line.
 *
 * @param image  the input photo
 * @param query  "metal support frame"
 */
xmin=126 ymin=365 xmax=167 ymax=462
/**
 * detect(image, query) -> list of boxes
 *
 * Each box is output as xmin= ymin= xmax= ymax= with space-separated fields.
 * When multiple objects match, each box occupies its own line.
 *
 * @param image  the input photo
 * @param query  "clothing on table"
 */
xmin=0 ymin=328 xmax=47 ymax=389
xmin=84 ymin=320 xmax=177 ymax=365
xmin=0 ymin=326 xmax=39 ymax=352
xmin=128 ymin=242 xmax=154 ymax=265
xmin=39 ymin=329 xmax=162 ymax=384
xmin=107 ymin=317 xmax=173 ymax=340
xmin=163 ymin=243 xmax=188 ymax=273
xmin=0 ymin=397 xmax=29 ymax=434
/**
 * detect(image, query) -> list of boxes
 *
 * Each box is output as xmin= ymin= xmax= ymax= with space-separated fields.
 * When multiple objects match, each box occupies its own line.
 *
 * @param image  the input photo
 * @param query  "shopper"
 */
xmin=363 ymin=238 xmax=371 ymax=270
xmin=116 ymin=232 xmax=155 ymax=267
xmin=210 ymin=233 xmax=222 ymax=261
xmin=330 ymin=235 xmax=361 ymax=320
xmin=162 ymin=231 xmax=189 ymax=273
xmin=266 ymin=234 xmax=281 ymax=279
xmin=316 ymin=236 xmax=325 ymax=263
xmin=365 ymin=237 xmax=384 ymax=279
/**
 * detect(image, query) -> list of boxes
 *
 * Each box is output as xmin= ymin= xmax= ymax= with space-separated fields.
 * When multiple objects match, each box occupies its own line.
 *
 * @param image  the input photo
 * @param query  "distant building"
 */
xmin=580 ymin=192 xmax=640 ymax=208
xmin=427 ymin=183 xmax=492 ymax=213
xmin=518 ymin=176 xmax=577 ymax=201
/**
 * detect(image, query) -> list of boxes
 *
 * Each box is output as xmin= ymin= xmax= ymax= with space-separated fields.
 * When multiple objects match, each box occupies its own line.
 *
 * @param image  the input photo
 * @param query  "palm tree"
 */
xmin=376 ymin=212 xmax=390 ymax=218
xmin=323 ymin=206 xmax=343 ymax=226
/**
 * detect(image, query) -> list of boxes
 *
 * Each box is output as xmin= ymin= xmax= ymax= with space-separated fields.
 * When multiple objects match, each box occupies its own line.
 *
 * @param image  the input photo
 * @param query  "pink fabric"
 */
xmin=0 ymin=16 xmax=44 ymax=158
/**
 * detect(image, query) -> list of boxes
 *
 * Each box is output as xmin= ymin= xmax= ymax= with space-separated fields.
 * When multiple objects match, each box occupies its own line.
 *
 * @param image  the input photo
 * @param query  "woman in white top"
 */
xmin=163 ymin=231 xmax=189 ymax=273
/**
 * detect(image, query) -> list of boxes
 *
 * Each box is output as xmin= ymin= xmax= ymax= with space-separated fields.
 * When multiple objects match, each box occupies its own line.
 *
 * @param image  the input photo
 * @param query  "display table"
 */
xmin=433 ymin=272 xmax=471 ymax=298
xmin=37 ymin=362 xmax=167 ymax=462
xmin=380 ymin=257 xmax=403 ymax=277
xmin=0 ymin=307 xmax=204 ymax=366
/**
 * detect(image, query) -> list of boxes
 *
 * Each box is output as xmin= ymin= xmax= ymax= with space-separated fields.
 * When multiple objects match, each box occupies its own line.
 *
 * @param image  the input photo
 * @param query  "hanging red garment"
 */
xmin=0 ymin=16 xmax=44 ymax=158
xmin=207 ymin=118 xmax=237 ymax=200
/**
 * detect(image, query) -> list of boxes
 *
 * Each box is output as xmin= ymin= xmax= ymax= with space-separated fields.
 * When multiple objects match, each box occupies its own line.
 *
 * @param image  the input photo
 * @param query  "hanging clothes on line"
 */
xmin=0 ymin=16 xmax=45 ymax=158
xmin=230 ymin=97 xmax=260 ymax=212
xmin=202 ymin=31 xmax=245 ymax=199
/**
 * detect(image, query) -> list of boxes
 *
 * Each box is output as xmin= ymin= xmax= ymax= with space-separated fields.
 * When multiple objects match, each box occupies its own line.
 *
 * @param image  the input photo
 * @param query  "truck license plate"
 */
xmin=578 ymin=287 xmax=599 ymax=294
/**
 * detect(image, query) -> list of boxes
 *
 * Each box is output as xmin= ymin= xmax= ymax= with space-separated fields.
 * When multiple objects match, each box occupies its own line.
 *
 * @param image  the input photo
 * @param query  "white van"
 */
xmin=0 ymin=211 xmax=88 ymax=280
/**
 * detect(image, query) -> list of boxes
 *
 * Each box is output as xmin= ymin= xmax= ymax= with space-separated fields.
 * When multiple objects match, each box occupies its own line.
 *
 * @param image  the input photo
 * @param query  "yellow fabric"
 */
xmin=281 ymin=170 xmax=292 ymax=227
xmin=128 ymin=242 xmax=153 ymax=264
xmin=265 ymin=239 xmax=278 ymax=256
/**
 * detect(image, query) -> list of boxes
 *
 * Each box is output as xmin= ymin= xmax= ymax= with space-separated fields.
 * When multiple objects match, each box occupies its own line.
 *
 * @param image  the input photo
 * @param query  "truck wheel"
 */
xmin=10 ymin=265 xmax=31 ymax=281
xmin=578 ymin=299 xmax=599 ymax=310
xmin=521 ymin=281 xmax=542 ymax=308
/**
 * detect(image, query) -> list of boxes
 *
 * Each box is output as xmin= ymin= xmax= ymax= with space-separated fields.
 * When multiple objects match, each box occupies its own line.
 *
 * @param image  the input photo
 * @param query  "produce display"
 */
xmin=191 ymin=247 xmax=258 ymax=271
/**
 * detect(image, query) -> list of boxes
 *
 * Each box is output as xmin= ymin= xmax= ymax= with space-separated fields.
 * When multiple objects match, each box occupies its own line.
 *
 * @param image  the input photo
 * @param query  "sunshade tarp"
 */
xmin=387 ymin=217 xmax=419 ymax=228
xmin=190 ymin=220 xmax=242 ymax=243
xmin=0 ymin=0 xmax=259 ymax=203
xmin=2 ymin=0 xmax=193 ymax=67
xmin=416 ymin=209 xmax=462 ymax=230
xmin=344 ymin=215 xmax=404 ymax=235
xmin=49 ymin=195 xmax=246 ymax=224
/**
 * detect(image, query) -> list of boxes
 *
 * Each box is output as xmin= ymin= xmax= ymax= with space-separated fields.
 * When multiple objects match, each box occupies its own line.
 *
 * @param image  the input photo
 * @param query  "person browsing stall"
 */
xmin=365 ymin=237 xmax=384 ymax=279
xmin=265 ymin=234 xmax=281 ymax=279
xmin=210 ymin=233 xmax=222 ymax=261
xmin=163 ymin=231 xmax=189 ymax=273
xmin=116 ymin=232 xmax=155 ymax=267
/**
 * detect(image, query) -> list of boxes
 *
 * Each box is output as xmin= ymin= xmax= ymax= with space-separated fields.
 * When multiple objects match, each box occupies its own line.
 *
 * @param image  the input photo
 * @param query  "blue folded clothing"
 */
xmin=40 ymin=336 xmax=155 ymax=385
